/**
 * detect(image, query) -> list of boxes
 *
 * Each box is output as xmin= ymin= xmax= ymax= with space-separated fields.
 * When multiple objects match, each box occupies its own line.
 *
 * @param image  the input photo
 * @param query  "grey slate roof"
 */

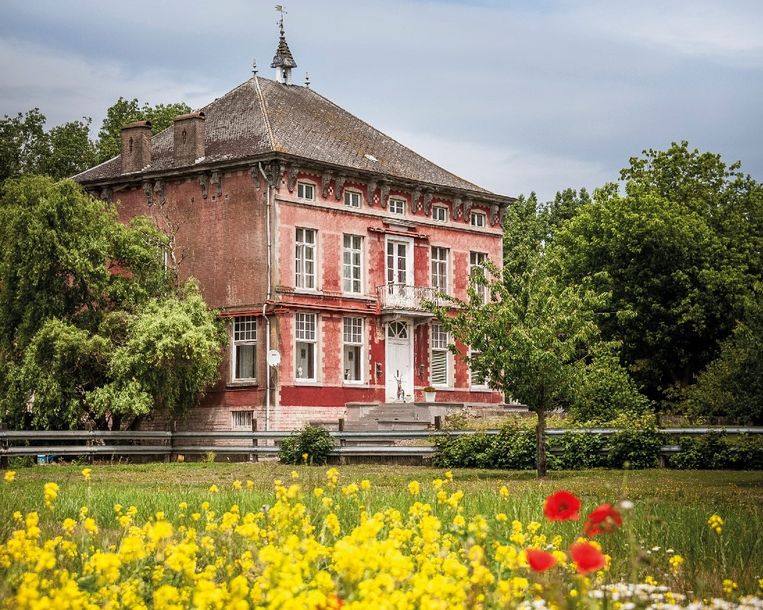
xmin=74 ymin=77 xmax=492 ymax=195
xmin=271 ymin=36 xmax=297 ymax=69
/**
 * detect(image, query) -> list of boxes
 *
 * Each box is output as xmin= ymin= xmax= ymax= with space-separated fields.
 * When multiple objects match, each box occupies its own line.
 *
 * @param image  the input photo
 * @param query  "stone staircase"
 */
xmin=344 ymin=402 xmax=432 ymax=432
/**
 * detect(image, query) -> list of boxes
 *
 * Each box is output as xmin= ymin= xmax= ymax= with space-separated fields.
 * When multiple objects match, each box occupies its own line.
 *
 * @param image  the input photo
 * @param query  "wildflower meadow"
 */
xmin=0 ymin=463 xmax=761 ymax=609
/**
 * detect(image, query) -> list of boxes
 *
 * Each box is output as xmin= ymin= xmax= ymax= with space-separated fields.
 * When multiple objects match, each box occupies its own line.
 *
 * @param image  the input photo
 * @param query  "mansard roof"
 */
xmin=74 ymin=76 xmax=494 ymax=196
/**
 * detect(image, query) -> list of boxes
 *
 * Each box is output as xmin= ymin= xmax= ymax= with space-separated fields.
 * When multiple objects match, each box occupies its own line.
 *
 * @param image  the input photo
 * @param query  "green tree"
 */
xmin=679 ymin=297 xmax=763 ymax=423
xmin=0 ymin=176 xmax=224 ymax=429
xmin=0 ymin=109 xmax=95 ymax=181
xmin=555 ymin=143 xmax=761 ymax=405
xmin=96 ymin=98 xmax=191 ymax=163
xmin=431 ymin=194 xmax=638 ymax=477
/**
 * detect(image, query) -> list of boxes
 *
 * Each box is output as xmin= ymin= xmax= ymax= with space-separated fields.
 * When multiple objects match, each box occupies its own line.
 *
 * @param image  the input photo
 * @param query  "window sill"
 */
xmin=342 ymin=382 xmax=368 ymax=387
xmin=294 ymin=380 xmax=320 ymax=385
xmin=227 ymin=380 xmax=258 ymax=389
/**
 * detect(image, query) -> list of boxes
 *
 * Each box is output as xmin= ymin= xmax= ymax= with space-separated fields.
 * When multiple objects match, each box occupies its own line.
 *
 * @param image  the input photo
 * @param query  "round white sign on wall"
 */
xmin=267 ymin=350 xmax=281 ymax=367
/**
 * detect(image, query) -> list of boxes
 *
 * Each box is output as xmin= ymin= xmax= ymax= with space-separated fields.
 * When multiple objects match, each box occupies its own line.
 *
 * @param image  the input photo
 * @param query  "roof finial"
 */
xmin=304 ymin=72 xmax=310 ymax=88
xmin=252 ymin=59 xmax=257 ymax=76
xmin=271 ymin=5 xmax=297 ymax=85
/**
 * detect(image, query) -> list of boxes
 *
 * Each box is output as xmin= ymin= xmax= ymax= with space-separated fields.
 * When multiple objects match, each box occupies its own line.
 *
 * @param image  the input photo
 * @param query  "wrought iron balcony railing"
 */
xmin=377 ymin=283 xmax=440 ymax=312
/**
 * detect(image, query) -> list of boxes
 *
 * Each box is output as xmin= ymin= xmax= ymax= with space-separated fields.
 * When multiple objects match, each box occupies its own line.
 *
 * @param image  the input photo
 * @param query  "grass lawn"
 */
xmin=2 ymin=463 xmax=761 ymax=599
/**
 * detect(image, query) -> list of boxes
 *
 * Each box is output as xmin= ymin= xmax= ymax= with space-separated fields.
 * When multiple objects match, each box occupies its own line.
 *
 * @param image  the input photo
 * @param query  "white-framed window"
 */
xmin=295 ymin=312 xmax=317 ymax=381
xmin=433 ymin=205 xmax=448 ymax=223
xmin=295 ymin=228 xmax=317 ymax=290
xmin=431 ymin=246 xmax=449 ymax=294
xmin=389 ymin=198 xmax=405 ymax=215
xmin=231 ymin=410 xmax=254 ymax=430
xmin=430 ymin=323 xmax=450 ymax=387
xmin=470 ymin=211 xmax=487 ymax=227
xmin=469 ymin=251 xmax=488 ymax=303
xmin=343 ymin=317 xmax=364 ymax=383
xmin=344 ymin=190 xmax=361 ymax=208
xmin=297 ymin=181 xmax=315 ymax=201
xmin=343 ymin=234 xmax=363 ymax=294
xmin=232 ymin=316 xmax=257 ymax=381
xmin=469 ymin=349 xmax=489 ymax=389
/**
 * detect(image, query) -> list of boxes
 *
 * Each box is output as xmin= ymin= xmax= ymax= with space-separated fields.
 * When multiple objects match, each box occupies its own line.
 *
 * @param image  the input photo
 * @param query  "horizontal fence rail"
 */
xmin=1 ymin=427 xmax=760 ymax=463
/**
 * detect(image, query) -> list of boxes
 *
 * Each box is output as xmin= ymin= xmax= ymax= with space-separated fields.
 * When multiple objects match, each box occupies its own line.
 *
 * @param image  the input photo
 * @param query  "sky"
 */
xmin=1 ymin=0 xmax=761 ymax=201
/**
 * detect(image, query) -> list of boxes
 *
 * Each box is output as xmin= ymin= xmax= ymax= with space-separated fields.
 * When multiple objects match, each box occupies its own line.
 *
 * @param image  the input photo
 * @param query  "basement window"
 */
xmin=231 ymin=410 xmax=254 ymax=430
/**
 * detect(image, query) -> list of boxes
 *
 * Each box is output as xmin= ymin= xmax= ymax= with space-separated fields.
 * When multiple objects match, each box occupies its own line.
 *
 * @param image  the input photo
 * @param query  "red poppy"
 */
xmin=569 ymin=541 xmax=606 ymax=574
xmin=543 ymin=490 xmax=581 ymax=521
xmin=583 ymin=503 xmax=623 ymax=536
xmin=526 ymin=548 xmax=557 ymax=572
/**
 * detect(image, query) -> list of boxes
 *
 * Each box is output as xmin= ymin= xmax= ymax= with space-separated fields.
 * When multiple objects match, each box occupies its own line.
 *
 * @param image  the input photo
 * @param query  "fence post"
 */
xmin=86 ymin=422 xmax=94 ymax=465
xmin=169 ymin=420 xmax=177 ymax=463
xmin=338 ymin=418 xmax=347 ymax=465
xmin=250 ymin=418 xmax=259 ymax=463
xmin=0 ymin=422 xmax=7 ymax=470
xmin=434 ymin=415 xmax=442 ymax=431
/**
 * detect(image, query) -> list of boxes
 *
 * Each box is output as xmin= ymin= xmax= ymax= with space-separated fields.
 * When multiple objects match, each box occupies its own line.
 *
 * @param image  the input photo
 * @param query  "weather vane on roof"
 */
xmin=275 ymin=5 xmax=287 ymax=35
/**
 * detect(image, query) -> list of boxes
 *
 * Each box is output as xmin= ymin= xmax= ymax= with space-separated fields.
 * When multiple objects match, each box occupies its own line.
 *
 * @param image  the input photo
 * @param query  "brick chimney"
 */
xmin=120 ymin=120 xmax=152 ymax=173
xmin=173 ymin=111 xmax=206 ymax=166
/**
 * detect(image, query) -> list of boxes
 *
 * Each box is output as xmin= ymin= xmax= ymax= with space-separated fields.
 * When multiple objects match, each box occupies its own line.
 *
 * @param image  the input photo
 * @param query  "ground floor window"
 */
xmin=233 ymin=316 xmax=257 ymax=381
xmin=295 ymin=312 xmax=317 ymax=381
xmin=343 ymin=317 xmax=364 ymax=383
xmin=430 ymin=323 xmax=450 ymax=387
xmin=469 ymin=349 xmax=489 ymax=388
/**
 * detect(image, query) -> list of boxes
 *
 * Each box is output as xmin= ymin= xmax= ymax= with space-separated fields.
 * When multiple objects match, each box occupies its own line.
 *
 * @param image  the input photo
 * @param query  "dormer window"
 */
xmin=470 ymin=211 xmax=486 ymax=228
xmin=297 ymin=181 xmax=315 ymax=201
xmin=344 ymin=190 xmax=361 ymax=208
xmin=389 ymin=198 xmax=405 ymax=215
xmin=433 ymin=205 xmax=448 ymax=223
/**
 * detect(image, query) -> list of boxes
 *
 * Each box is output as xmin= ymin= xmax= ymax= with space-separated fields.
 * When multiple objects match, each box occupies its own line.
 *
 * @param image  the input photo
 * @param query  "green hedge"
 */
xmin=669 ymin=433 xmax=763 ymax=469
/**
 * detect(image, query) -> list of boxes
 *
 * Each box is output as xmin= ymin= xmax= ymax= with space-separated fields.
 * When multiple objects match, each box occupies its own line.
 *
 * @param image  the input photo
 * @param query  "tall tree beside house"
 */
xmin=0 ymin=175 xmax=225 ymax=430
xmin=429 ymin=194 xmax=643 ymax=476
xmin=554 ymin=143 xmax=762 ymax=408
xmin=95 ymin=98 xmax=192 ymax=163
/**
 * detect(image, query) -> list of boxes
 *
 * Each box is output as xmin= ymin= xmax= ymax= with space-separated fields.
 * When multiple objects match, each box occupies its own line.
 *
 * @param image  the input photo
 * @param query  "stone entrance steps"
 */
xmin=343 ymin=402 xmax=431 ymax=432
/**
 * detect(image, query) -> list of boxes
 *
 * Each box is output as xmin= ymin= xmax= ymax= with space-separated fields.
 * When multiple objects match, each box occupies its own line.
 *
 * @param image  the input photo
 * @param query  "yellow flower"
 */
xmin=302 ymin=452 xmax=309 ymax=462
xmin=208 ymin=484 xmax=219 ymax=494
xmin=4 ymin=470 xmax=16 ymax=483
xmin=708 ymin=514 xmax=724 ymax=535
xmin=81 ymin=467 xmax=92 ymax=481
xmin=499 ymin=485 xmax=509 ymax=498
xmin=723 ymin=579 xmax=738 ymax=595
xmin=669 ymin=554 xmax=684 ymax=574
xmin=246 ymin=479 xmax=254 ymax=490
xmin=43 ymin=481 xmax=60 ymax=508
xmin=83 ymin=517 xmax=99 ymax=534
xmin=360 ymin=479 xmax=371 ymax=491
xmin=232 ymin=480 xmax=242 ymax=490
xmin=407 ymin=480 xmax=420 ymax=496
xmin=62 ymin=517 xmax=77 ymax=534
xmin=496 ymin=513 xmax=508 ymax=522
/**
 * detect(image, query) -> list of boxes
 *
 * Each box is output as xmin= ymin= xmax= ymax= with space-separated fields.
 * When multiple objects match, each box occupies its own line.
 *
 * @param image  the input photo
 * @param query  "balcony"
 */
xmin=377 ymin=283 xmax=439 ymax=317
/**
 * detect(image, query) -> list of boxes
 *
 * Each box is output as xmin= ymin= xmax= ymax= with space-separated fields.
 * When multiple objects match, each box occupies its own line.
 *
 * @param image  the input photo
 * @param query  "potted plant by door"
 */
xmin=423 ymin=386 xmax=436 ymax=403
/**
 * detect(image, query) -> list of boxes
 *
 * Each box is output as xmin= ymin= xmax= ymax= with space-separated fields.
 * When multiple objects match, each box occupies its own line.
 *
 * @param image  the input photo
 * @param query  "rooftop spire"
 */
xmin=271 ymin=5 xmax=297 ymax=85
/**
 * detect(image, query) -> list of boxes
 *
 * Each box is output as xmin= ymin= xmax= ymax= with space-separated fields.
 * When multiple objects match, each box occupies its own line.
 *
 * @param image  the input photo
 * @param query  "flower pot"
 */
xmin=424 ymin=391 xmax=436 ymax=403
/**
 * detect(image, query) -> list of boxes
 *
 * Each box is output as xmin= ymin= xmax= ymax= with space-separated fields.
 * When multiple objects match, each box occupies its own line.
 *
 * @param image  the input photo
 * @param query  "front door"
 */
xmin=385 ymin=320 xmax=413 ymax=402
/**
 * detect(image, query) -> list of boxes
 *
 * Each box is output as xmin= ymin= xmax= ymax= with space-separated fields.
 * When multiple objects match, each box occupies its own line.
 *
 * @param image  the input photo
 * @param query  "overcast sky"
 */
xmin=1 ymin=0 xmax=761 ymax=200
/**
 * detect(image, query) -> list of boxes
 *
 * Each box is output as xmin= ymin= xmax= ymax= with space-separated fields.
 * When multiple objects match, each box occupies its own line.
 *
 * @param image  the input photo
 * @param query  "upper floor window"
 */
xmin=295 ymin=228 xmax=317 ymax=290
xmin=433 ymin=206 xmax=448 ymax=223
xmin=431 ymin=246 xmax=449 ymax=294
xmin=297 ymin=182 xmax=315 ymax=201
xmin=470 ymin=251 xmax=488 ymax=303
xmin=233 ymin=316 xmax=257 ymax=381
xmin=343 ymin=234 xmax=363 ymax=294
xmin=295 ymin=313 xmax=317 ymax=381
xmin=470 ymin=211 xmax=486 ymax=227
xmin=344 ymin=190 xmax=361 ymax=208
xmin=343 ymin=317 xmax=364 ymax=383
xmin=389 ymin=198 xmax=405 ymax=215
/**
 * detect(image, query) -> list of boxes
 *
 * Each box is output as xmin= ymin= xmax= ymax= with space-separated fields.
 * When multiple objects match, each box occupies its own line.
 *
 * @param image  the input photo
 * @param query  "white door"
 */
xmin=385 ymin=320 xmax=413 ymax=401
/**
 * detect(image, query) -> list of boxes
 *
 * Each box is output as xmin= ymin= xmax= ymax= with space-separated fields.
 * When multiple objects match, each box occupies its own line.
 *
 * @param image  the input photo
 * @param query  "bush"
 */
xmin=556 ymin=431 xmax=609 ymax=469
xmin=670 ymin=433 xmax=763 ymax=470
xmin=279 ymin=425 xmax=334 ymax=465
xmin=608 ymin=414 xmax=663 ymax=469
xmin=432 ymin=432 xmax=494 ymax=468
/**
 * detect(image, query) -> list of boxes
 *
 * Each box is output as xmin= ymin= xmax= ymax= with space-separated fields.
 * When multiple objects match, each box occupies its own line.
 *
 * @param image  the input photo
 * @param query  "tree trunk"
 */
xmin=536 ymin=406 xmax=547 ymax=478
